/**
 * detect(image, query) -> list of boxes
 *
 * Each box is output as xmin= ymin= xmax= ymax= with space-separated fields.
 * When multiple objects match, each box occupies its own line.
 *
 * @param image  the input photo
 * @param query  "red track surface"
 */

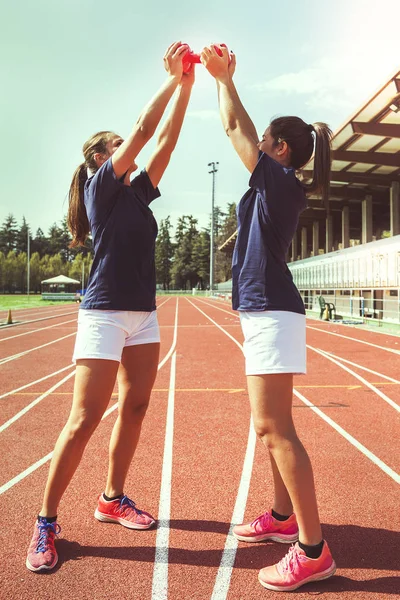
xmin=0 ymin=297 xmax=399 ymax=599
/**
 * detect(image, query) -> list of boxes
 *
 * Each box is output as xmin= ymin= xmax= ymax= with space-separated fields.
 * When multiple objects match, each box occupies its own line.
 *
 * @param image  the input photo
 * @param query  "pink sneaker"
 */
xmin=94 ymin=494 xmax=155 ymax=529
xmin=233 ymin=511 xmax=298 ymax=543
xmin=258 ymin=541 xmax=336 ymax=592
xmin=26 ymin=519 xmax=61 ymax=572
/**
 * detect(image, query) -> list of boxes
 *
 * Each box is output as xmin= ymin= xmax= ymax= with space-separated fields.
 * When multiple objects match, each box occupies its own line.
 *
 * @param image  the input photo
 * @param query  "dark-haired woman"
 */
xmin=201 ymin=45 xmax=336 ymax=592
xmin=26 ymin=42 xmax=194 ymax=572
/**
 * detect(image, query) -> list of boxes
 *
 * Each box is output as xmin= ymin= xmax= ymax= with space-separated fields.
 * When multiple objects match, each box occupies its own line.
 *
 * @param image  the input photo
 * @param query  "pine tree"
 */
xmin=16 ymin=217 xmax=30 ymax=254
xmin=0 ymin=214 xmax=19 ymax=254
xmin=32 ymin=228 xmax=49 ymax=257
xmin=155 ymin=217 xmax=174 ymax=290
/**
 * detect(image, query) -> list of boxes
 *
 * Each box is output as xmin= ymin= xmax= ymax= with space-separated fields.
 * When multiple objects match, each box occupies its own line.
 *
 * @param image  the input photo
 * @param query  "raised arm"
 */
xmin=112 ymin=42 xmax=188 ymax=179
xmin=201 ymin=45 xmax=259 ymax=173
xmin=146 ymin=65 xmax=195 ymax=188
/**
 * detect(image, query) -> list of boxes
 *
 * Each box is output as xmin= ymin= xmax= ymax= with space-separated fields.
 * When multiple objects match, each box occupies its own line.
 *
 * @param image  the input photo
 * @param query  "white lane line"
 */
xmin=0 ymin=298 xmax=178 ymax=496
xmin=195 ymin=298 xmax=400 ymax=359
xmin=186 ymin=298 xmax=242 ymax=352
xmin=0 ymin=318 xmax=77 ymax=343
xmin=309 ymin=346 xmax=400 ymax=413
xmin=193 ymin=298 xmax=400 ymax=482
xmin=151 ymin=299 xmax=179 ymax=600
xmin=307 ymin=325 xmax=400 ymax=356
xmin=0 ymin=333 xmax=76 ymax=366
xmin=317 ymin=349 xmax=400 ymax=384
xmin=293 ymin=389 xmax=400 ymax=484
xmin=0 ymin=453 xmax=54 ymax=496
xmin=151 ymin=351 xmax=177 ymax=600
xmin=0 ymin=305 xmax=75 ymax=320
xmin=188 ymin=298 xmax=400 ymax=598
xmin=0 ymin=364 xmax=74 ymax=401
xmin=187 ymin=298 xmax=256 ymax=600
xmin=211 ymin=420 xmax=256 ymax=600
xmin=0 ymin=310 xmax=78 ymax=331
xmin=0 ymin=371 xmax=76 ymax=432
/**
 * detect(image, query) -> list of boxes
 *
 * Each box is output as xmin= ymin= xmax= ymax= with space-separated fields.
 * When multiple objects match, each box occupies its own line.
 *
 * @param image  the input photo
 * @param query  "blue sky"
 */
xmin=1 ymin=0 xmax=399 ymax=236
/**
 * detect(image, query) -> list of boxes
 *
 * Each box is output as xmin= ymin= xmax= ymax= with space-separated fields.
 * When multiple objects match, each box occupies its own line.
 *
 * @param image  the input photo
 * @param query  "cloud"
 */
xmin=250 ymin=43 xmax=400 ymax=120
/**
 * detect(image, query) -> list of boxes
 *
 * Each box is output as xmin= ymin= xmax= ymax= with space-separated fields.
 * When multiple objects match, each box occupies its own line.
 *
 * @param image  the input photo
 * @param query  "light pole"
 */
xmin=208 ymin=161 xmax=219 ymax=291
xmin=27 ymin=227 xmax=30 ymax=298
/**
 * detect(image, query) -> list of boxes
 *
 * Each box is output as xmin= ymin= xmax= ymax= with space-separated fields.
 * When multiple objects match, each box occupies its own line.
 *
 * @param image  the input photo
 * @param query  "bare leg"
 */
xmin=104 ymin=343 xmax=160 ymax=498
xmin=40 ymin=360 xmax=119 ymax=517
xmin=248 ymin=373 xmax=322 ymax=546
xmin=269 ymin=453 xmax=293 ymax=516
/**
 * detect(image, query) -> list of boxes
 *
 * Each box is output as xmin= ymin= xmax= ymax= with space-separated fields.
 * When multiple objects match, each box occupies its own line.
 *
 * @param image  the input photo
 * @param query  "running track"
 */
xmin=0 ymin=298 xmax=399 ymax=599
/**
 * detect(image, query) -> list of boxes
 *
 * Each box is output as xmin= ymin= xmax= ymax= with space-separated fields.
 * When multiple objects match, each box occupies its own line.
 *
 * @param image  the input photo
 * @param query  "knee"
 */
xmin=253 ymin=420 xmax=297 ymax=450
xmin=120 ymin=398 xmax=150 ymax=422
xmin=66 ymin=411 xmax=101 ymax=440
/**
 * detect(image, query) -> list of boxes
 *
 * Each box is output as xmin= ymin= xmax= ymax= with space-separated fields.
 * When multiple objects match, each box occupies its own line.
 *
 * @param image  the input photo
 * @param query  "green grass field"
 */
xmin=0 ymin=295 xmax=74 ymax=311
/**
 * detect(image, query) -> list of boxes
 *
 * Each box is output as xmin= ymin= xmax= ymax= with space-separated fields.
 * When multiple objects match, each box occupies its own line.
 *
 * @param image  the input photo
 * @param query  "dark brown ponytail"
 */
xmin=269 ymin=116 xmax=332 ymax=211
xmin=67 ymin=130 xmax=117 ymax=247
xmin=68 ymin=163 xmax=89 ymax=247
xmin=306 ymin=122 xmax=333 ymax=212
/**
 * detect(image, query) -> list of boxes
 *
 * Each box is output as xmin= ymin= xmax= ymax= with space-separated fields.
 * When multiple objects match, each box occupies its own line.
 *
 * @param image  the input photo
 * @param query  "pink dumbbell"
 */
xmin=181 ymin=44 xmax=229 ymax=73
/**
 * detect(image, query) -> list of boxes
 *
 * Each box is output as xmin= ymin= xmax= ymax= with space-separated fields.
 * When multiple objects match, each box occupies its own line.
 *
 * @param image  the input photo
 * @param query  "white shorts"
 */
xmin=239 ymin=310 xmax=306 ymax=375
xmin=72 ymin=309 xmax=160 ymax=363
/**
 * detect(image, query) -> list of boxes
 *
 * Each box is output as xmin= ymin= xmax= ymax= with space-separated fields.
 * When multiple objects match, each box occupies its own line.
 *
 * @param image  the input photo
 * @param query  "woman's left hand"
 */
xmin=200 ymin=44 xmax=230 ymax=82
xmin=180 ymin=62 xmax=195 ymax=88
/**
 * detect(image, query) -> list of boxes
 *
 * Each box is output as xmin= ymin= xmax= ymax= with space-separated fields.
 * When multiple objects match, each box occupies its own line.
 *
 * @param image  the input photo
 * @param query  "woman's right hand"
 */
xmin=163 ymin=42 xmax=188 ymax=79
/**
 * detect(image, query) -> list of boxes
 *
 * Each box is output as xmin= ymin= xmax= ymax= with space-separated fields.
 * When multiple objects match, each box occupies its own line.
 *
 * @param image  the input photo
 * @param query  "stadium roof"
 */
xmin=301 ymin=68 xmax=400 ymax=200
xmin=219 ymin=68 xmax=400 ymax=253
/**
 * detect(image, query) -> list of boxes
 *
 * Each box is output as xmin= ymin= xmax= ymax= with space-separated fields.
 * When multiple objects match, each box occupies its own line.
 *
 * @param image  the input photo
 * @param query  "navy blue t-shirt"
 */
xmin=81 ymin=158 xmax=160 ymax=311
xmin=232 ymin=152 xmax=306 ymax=314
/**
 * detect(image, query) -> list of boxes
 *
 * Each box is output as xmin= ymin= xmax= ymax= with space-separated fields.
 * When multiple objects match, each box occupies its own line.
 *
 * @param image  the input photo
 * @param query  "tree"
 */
xmin=47 ymin=223 xmax=65 ymax=257
xmin=15 ymin=252 xmax=27 ymax=292
xmin=192 ymin=230 xmax=210 ymax=289
xmin=59 ymin=216 xmax=75 ymax=262
xmin=15 ymin=217 xmax=30 ymax=254
xmin=0 ymin=214 xmax=19 ymax=254
xmin=215 ymin=202 xmax=237 ymax=283
xmin=4 ymin=251 xmax=18 ymax=292
xmin=171 ymin=216 xmax=199 ymax=289
xmin=32 ymin=228 xmax=49 ymax=257
xmin=155 ymin=217 xmax=174 ymax=290
xmin=0 ymin=252 xmax=5 ymax=292
xmin=29 ymin=252 xmax=42 ymax=293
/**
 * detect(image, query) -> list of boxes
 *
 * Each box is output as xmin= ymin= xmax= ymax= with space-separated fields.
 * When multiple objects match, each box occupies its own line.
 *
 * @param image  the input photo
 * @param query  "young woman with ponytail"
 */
xmin=26 ymin=42 xmax=194 ymax=572
xmin=201 ymin=45 xmax=336 ymax=592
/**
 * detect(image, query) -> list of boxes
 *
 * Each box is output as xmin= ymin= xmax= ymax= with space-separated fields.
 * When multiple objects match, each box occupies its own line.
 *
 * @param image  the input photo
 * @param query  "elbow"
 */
xmin=224 ymin=119 xmax=238 ymax=138
xmin=135 ymin=120 xmax=156 ymax=143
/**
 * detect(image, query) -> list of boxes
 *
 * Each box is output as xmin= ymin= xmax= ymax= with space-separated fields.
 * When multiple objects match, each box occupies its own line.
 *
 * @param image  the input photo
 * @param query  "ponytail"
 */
xmin=305 ymin=122 xmax=332 ymax=212
xmin=67 ymin=130 xmax=117 ymax=247
xmin=269 ymin=117 xmax=332 ymax=212
xmin=68 ymin=163 xmax=89 ymax=247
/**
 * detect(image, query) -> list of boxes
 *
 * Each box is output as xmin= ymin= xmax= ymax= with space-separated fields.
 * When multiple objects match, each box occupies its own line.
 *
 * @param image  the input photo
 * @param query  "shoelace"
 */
xmin=118 ymin=495 xmax=143 ymax=516
xmin=36 ymin=521 xmax=61 ymax=553
xmin=251 ymin=511 xmax=272 ymax=532
xmin=277 ymin=545 xmax=301 ymax=574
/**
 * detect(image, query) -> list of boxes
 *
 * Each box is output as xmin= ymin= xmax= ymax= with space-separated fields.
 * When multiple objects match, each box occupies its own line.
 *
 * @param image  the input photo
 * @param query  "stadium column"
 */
xmin=390 ymin=181 xmax=400 ymax=236
xmin=342 ymin=205 xmax=350 ymax=249
xmin=301 ymin=227 xmax=308 ymax=259
xmin=291 ymin=231 xmax=298 ymax=262
xmin=362 ymin=194 xmax=373 ymax=244
xmin=312 ymin=220 xmax=319 ymax=256
xmin=325 ymin=214 xmax=333 ymax=253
